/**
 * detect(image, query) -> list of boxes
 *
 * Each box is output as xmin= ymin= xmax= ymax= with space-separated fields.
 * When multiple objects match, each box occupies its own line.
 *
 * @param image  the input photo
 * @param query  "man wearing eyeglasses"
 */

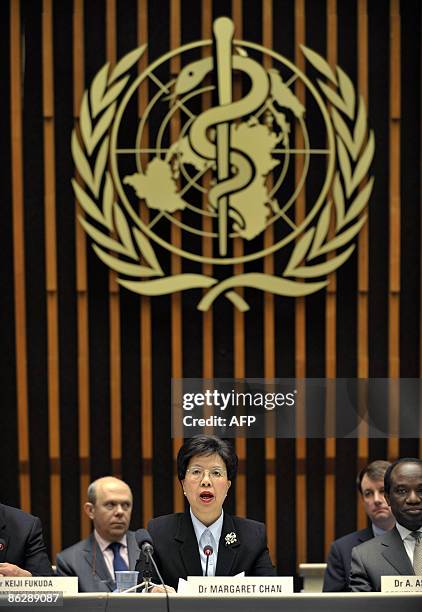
xmin=56 ymin=476 xmax=139 ymax=591
xmin=137 ymin=435 xmax=276 ymax=590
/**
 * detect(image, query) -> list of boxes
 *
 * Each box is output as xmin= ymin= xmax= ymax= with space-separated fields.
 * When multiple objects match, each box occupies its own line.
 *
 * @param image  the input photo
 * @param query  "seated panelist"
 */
xmin=56 ymin=477 xmax=139 ymax=592
xmin=0 ymin=502 xmax=53 ymax=577
xmin=323 ymin=460 xmax=395 ymax=591
xmin=137 ymin=435 xmax=276 ymax=590
xmin=350 ymin=458 xmax=422 ymax=591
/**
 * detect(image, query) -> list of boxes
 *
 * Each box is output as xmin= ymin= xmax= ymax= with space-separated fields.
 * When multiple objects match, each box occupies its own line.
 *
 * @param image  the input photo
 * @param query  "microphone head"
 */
xmin=203 ymin=545 xmax=213 ymax=557
xmin=0 ymin=539 xmax=7 ymax=552
xmin=135 ymin=528 xmax=154 ymax=555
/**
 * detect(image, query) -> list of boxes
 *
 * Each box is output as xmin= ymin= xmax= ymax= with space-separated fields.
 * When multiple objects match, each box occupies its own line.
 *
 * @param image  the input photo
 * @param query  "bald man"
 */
xmin=56 ymin=477 xmax=140 ymax=592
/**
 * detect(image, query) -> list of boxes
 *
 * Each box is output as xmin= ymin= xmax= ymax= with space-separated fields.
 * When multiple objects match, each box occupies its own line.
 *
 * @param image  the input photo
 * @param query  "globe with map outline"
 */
xmin=110 ymin=36 xmax=335 ymax=265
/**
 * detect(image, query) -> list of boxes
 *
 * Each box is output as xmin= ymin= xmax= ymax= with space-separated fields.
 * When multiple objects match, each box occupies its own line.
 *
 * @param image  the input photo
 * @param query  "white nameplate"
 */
xmin=381 ymin=575 xmax=422 ymax=593
xmin=0 ymin=577 xmax=78 ymax=595
xmin=180 ymin=576 xmax=293 ymax=595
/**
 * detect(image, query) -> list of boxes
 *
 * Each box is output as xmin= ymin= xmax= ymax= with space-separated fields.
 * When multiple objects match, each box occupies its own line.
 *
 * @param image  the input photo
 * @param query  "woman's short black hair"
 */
xmin=177 ymin=435 xmax=238 ymax=481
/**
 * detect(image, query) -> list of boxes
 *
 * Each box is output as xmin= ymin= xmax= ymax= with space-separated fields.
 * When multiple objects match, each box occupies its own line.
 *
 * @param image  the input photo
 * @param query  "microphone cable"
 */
xmin=144 ymin=545 xmax=170 ymax=612
xmin=134 ymin=530 xmax=171 ymax=612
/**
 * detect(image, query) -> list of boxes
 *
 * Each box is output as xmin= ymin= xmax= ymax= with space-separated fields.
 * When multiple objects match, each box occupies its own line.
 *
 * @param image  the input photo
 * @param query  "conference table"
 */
xmin=1 ymin=592 xmax=421 ymax=611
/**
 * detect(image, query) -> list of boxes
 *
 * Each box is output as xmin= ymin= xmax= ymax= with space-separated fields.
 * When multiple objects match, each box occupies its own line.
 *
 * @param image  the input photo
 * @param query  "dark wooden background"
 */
xmin=0 ymin=0 xmax=421 ymax=579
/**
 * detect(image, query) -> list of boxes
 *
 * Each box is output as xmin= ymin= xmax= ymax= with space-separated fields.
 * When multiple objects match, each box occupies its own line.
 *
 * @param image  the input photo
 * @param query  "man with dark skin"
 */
xmin=350 ymin=458 xmax=422 ymax=591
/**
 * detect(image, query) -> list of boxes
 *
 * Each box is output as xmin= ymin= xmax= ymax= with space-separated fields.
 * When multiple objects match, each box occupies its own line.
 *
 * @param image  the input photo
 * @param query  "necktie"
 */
xmin=411 ymin=531 xmax=422 ymax=575
xmin=108 ymin=542 xmax=128 ymax=573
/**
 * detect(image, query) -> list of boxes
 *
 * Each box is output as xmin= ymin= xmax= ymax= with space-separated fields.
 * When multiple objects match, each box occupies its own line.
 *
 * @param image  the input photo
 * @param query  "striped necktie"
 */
xmin=411 ymin=531 xmax=422 ymax=575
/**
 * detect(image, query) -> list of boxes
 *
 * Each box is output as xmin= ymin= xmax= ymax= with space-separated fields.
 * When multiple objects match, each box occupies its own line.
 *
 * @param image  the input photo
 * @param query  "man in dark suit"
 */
xmin=138 ymin=436 xmax=276 ymax=590
xmin=56 ymin=477 xmax=139 ymax=592
xmin=0 ymin=503 xmax=53 ymax=577
xmin=350 ymin=458 xmax=422 ymax=591
xmin=323 ymin=460 xmax=395 ymax=591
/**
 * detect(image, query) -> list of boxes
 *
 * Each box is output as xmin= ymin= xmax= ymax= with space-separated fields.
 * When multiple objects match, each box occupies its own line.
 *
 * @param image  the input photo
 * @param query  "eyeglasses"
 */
xmin=185 ymin=467 xmax=226 ymax=481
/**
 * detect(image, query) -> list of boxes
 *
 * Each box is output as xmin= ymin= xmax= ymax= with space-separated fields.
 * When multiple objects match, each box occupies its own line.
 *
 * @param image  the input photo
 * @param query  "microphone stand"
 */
xmin=146 ymin=549 xmax=171 ymax=612
xmin=143 ymin=554 xmax=152 ymax=592
xmin=128 ymin=540 xmax=171 ymax=612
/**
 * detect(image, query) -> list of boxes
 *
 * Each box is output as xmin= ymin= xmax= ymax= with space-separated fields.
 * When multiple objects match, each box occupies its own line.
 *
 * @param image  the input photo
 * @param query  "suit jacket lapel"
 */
xmin=82 ymin=534 xmax=115 ymax=590
xmin=127 ymin=531 xmax=140 ymax=571
xmin=177 ymin=513 xmax=203 ymax=577
xmin=357 ymin=526 xmax=374 ymax=544
xmin=0 ymin=505 xmax=9 ymax=564
xmin=216 ymin=514 xmax=239 ymax=576
xmin=380 ymin=527 xmax=414 ymax=575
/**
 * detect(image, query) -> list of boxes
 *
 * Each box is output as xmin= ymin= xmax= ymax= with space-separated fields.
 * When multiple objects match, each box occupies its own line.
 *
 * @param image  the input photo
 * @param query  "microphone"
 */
xmin=0 ymin=539 xmax=7 ymax=552
xmin=135 ymin=529 xmax=154 ymax=557
xmin=203 ymin=545 xmax=213 ymax=577
xmin=134 ymin=529 xmax=154 ymax=589
xmin=132 ymin=529 xmax=170 ymax=611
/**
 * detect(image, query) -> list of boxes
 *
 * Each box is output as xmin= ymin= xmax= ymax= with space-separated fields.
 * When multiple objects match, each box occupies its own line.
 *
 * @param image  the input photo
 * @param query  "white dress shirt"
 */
xmin=395 ymin=523 xmax=422 ymax=566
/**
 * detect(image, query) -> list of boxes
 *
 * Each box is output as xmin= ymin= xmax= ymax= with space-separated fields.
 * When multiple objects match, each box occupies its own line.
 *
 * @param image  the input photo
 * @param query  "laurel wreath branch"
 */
xmin=72 ymin=46 xmax=163 ymax=278
xmin=72 ymin=46 xmax=221 ymax=302
xmin=72 ymin=45 xmax=374 ymax=312
xmin=281 ymin=46 xmax=375 ymax=279
xmin=197 ymin=46 xmax=375 ymax=311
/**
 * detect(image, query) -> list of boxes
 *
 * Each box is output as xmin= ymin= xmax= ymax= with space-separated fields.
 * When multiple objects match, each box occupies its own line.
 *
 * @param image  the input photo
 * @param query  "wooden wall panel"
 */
xmin=0 ymin=0 xmax=19 ymax=506
xmin=73 ymin=0 xmax=91 ymax=539
xmin=356 ymin=0 xmax=369 ymax=531
xmin=42 ymin=0 xmax=62 ymax=555
xmin=201 ymin=0 xmax=213 ymax=386
xmin=262 ymin=0 xmax=277 ymax=567
xmin=10 ymin=0 xmax=30 ymax=513
xmin=106 ymin=0 xmax=123 ymax=479
xmin=232 ymin=0 xmax=247 ymax=524
xmin=138 ymin=0 xmax=154 ymax=525
xmin=0 ymin=0 xmax=420 ymax=573
xmin=294 ymin=0 xmax=307 ymax=568
xmin=170 ymin=0 xmax=183 ymax=515
xmin=388 ymin=0 xmax=400 ymax=460
xmin=324 ymin=0 xmax=337 ymax=560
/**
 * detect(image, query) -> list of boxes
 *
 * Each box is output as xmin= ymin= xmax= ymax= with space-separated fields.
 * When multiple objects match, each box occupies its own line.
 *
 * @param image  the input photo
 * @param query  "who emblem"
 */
xmin=72 ymin=17 xmax=374 ymax=311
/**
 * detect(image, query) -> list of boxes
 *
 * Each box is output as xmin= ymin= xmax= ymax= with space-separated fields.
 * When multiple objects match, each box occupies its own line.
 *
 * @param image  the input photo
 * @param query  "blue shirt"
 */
xmin=190 ymin=509 xmax=224 ymax=576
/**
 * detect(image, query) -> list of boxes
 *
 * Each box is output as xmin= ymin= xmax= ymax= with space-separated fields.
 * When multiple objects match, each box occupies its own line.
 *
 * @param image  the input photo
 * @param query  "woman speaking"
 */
xmin=139 ymin=435 xmax=276 ymax=589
